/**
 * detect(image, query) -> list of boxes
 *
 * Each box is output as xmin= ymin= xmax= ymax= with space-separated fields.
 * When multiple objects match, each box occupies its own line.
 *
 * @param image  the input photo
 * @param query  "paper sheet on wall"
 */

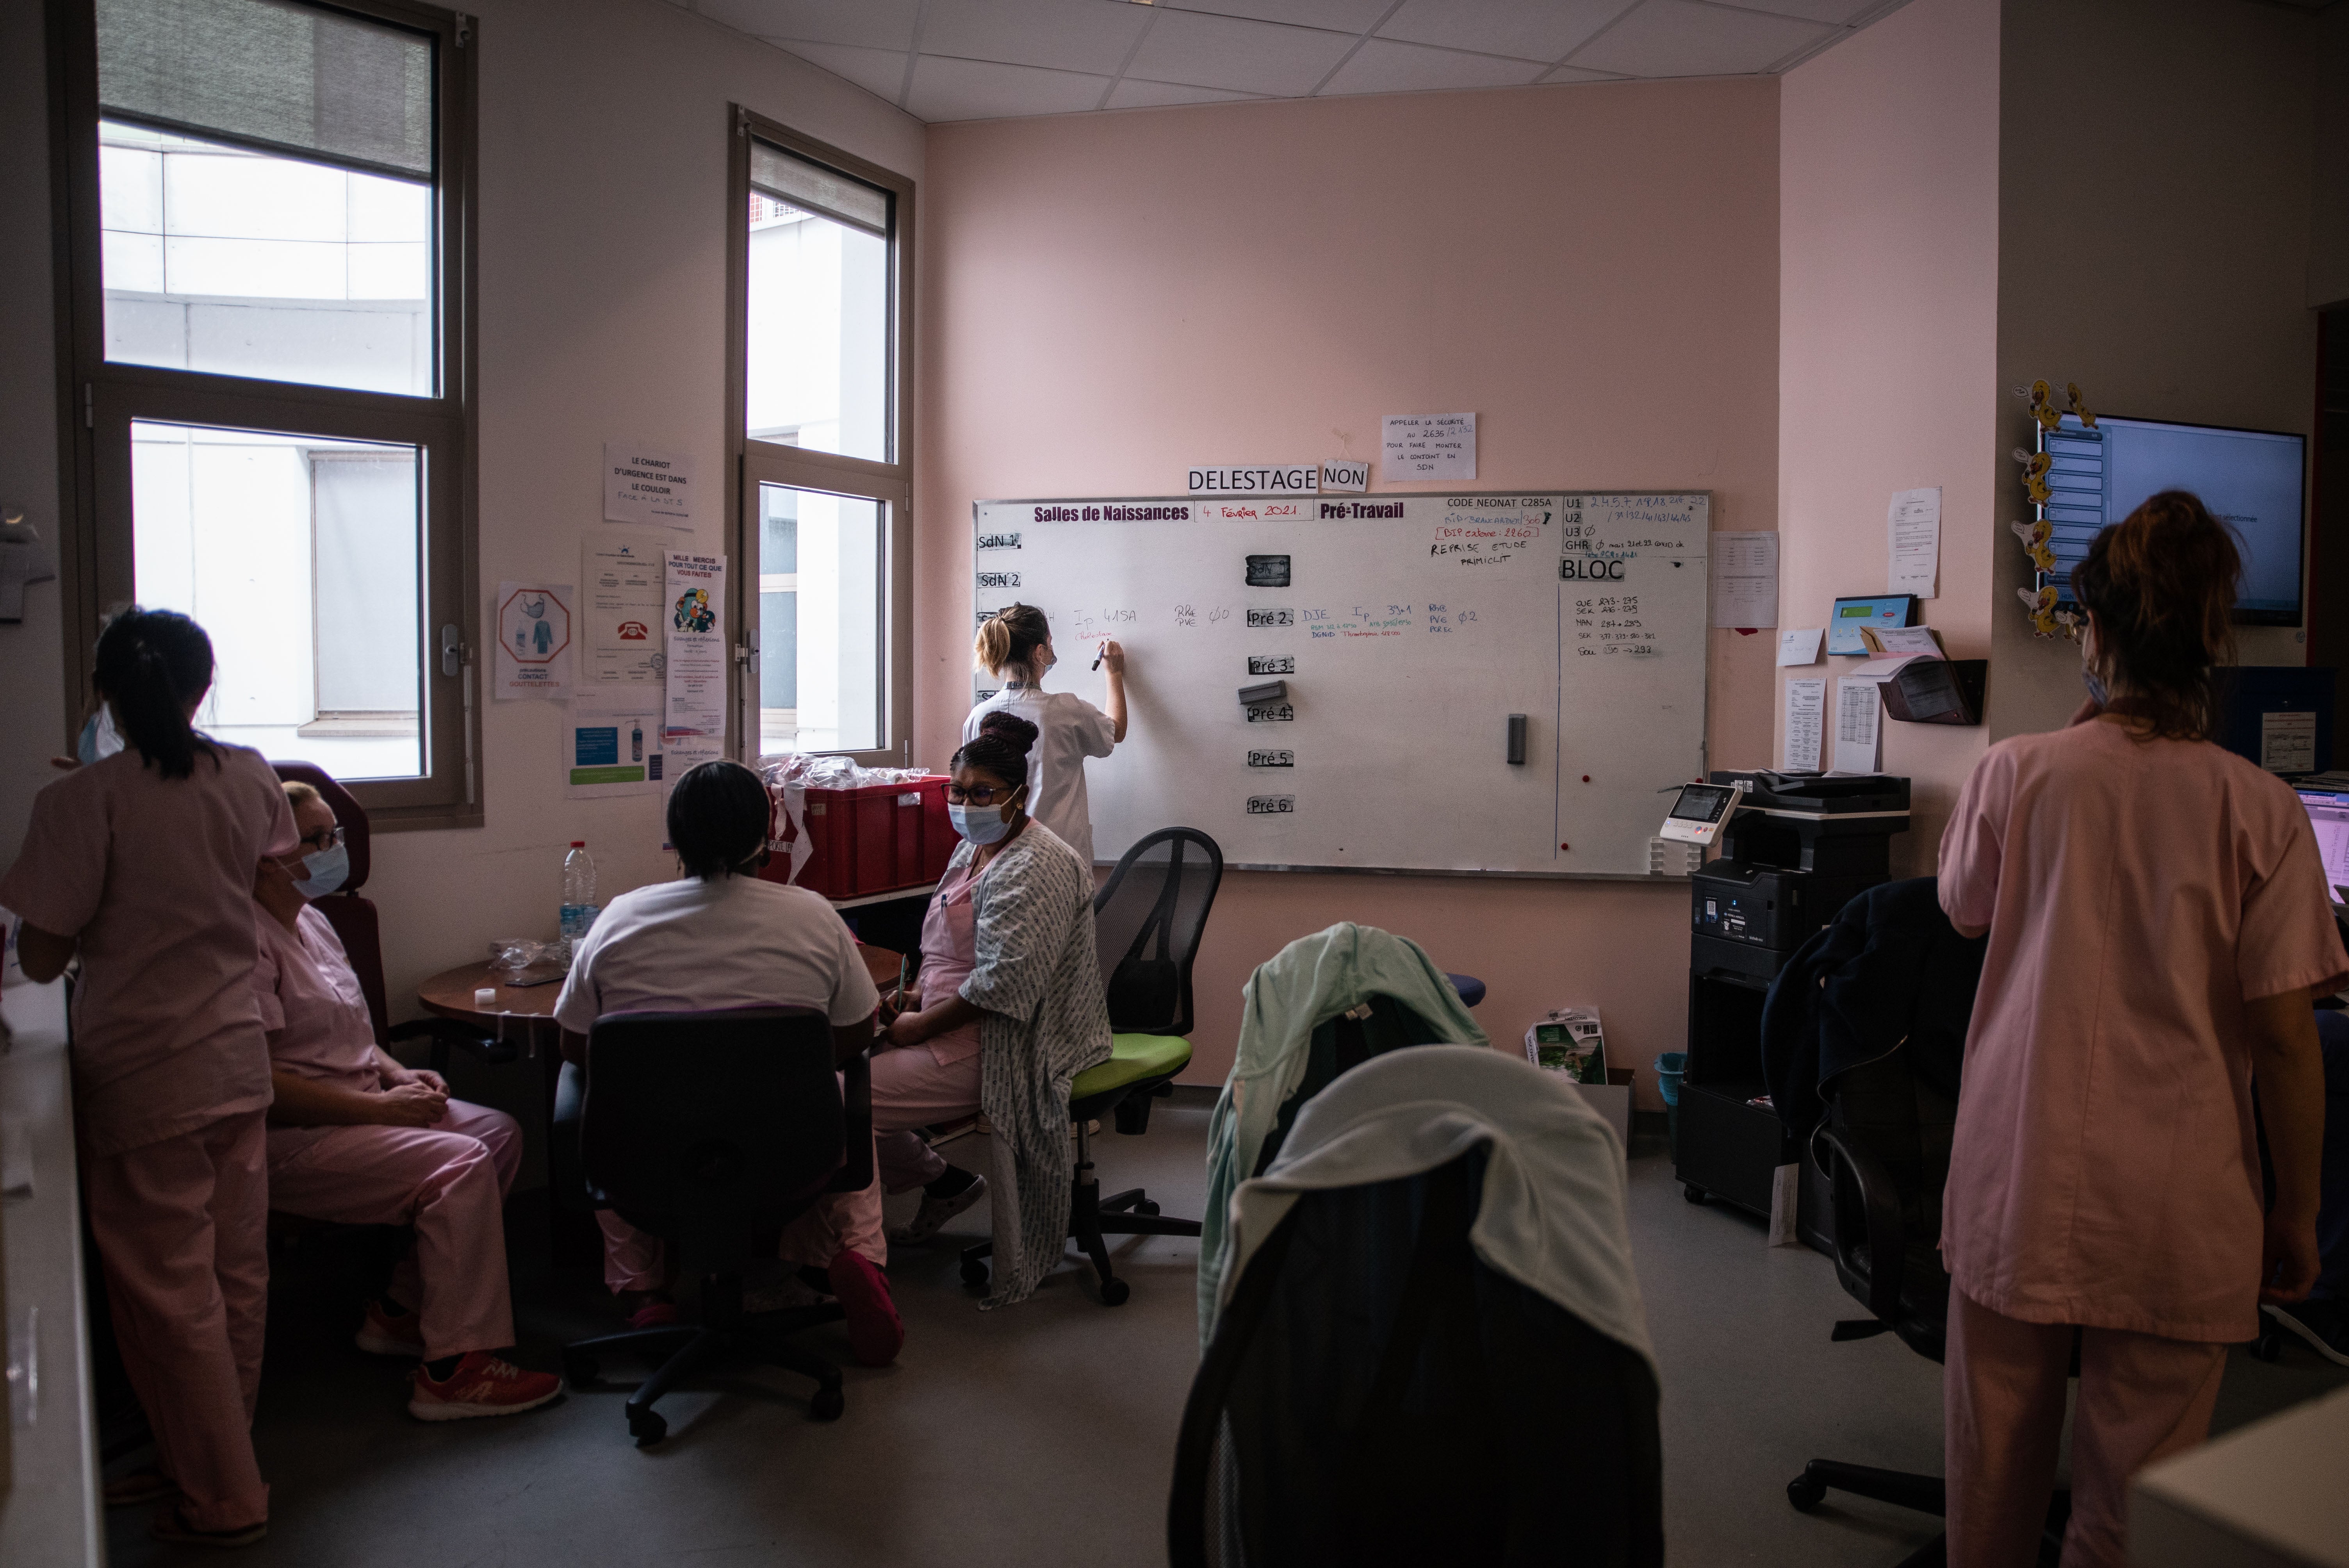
xmin=1782 ymin=677 xmax=1825 ymax=772
xmin=1380 ymin=413 xmax=1476 ymax=481
xmin=1777 ymin=628 xmax=1822 ymax=666
xmin=492 ymin=581 xmax=574 ymax=700
xmin=1861 ymin=624 xmax=1944 ymax=656
xmin=1708 ymin=530 xmax=1779 ymax=628
xmin=663 ymin=551 xmax=727 ymax=744
xmin=2261 ymin=711 xmax=2317 ymax=774
xmin=581 ymin=529 xmax=668 ymax=689
xmin=603 ymin=440 xmax=697 ymax=528
xmin=1887 ymin=487 xmax=1941 ymax=598
xmin=1833 ymin=677 xmax=1883 ymax=773
xmin=561 ymin=693 xmax=719 ymax=799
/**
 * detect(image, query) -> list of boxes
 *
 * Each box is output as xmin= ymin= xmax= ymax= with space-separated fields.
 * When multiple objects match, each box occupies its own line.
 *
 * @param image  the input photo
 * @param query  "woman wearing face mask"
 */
xmin=0 ymin=608 xmax=296 ymax=1547
xmin=250 ymin=781 xmax=561 ymax=1421
xmin=869 ymin=713 xmax=1114 ymax=1305
xmin=1936 ymin=492 xmax=2344 ymax=1568
xmin=966 ymin=603 xmax=1128 ymax=868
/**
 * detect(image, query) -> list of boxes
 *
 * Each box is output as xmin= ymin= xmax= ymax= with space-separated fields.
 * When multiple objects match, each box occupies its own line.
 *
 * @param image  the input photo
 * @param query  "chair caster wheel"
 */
xmin=809 ymin=1386 xmax=845 ymax=1422
xmin=629 ymin=1410 xmax=667 ymax=1447
xmin=562 ymin=1354 xmax=598 ymax=1386
xmin=1099 ymin=1277 xmax=1131 ymax=1306
xmin=2250 ymin=1326 xmax=2285 ymax=1363
xmin=1683 ymin=1183 xmax=1707 ymax=1205
xmin=1787 ymin=1475 xmax=1827 ymax=1513
xmin=1134 ymin=1199 xmax=1160 ymax=1216
xmin=960 ymin=1259 xmax=991 ymax=1288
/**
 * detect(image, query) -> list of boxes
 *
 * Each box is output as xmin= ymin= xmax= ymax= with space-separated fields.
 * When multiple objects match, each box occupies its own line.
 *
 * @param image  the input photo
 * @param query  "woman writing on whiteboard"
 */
xmin=966 ymin=603 xmax=1125 ymax=867
xmin=1935 ymin=492 xmax=2342 ymax=1568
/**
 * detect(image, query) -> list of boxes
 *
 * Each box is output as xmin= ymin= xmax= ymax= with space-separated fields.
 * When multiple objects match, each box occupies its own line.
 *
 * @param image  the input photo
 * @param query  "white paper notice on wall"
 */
xmin=1887 ymin=486 xmax=1941 ymax=598
xmin=1777 ymin=628 xmax=1823 ymax=666
xmin=581 ymin=529 xmax=668 ymax=689
xmin=1708 ymin=531 xmax=1779 ymax=628
xmin=604 ymin=441 xmax=697 ymax=528
xmin=492 ymin=581 xmax=574 ymax=700
xmin=1381 ymin=413 xmax=1476 ymax=481
xmin=1783 ymin=677 xmax=1825 ymax=772
xmin=1832 ymin=676 xmax=1883 ymax=773
xmin=2261 ymin=711 xmax=2317 ymax=775
xmin=663 ymin=551 xmax=727 ymax=745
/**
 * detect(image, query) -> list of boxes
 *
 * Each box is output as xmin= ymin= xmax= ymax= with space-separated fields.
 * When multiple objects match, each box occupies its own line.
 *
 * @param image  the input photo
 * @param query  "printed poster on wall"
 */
xmin=492 ymin=580 xmax=574 ymax=700
xmin=561 ymin=693 xmax=720 ymax=800
xmin=663 ymin=551 xmax=727 ymax=746
xmin=602 ymin=440 xmax=696 ymax=529
xmin=581 ymin=529 xmax=667 ymax=689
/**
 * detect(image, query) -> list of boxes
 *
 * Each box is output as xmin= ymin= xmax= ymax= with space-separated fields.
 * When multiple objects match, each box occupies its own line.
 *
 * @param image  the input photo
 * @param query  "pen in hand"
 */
xmin=1091 ymin=647 xmax=1104 ymax=671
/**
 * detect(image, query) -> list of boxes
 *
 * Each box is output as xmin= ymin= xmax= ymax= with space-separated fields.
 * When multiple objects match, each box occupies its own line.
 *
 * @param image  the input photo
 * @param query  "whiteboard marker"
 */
xmin=1091 ymin=647 xmax=1104 ymax=671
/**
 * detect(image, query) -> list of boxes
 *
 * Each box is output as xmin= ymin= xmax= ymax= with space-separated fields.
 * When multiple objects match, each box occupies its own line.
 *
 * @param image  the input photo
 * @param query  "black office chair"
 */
xmin=958 ymin=826 xmax=1223 ymax=1305
xmin=1170 ymin=1147 xmax=1665 ymax=1567
xmin=1786 ymin=1049 xmax=2071 ymax=1566
xmin=556 ymin=1007 xmax=868 ymax=1445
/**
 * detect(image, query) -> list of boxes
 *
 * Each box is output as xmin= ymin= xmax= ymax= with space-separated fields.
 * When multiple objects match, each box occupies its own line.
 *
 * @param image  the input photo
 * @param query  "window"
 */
xmin=59 ymin=0 xmax=476 ymax=823
xmin=732 ymin=117 xmax=911 ymax=766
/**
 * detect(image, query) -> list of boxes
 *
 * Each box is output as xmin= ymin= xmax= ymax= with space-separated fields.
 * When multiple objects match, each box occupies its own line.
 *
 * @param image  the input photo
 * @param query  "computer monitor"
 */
xmin=2037 ymin=413 xmax=2306 ymax=625
xmin=2298 ymin=789 xmax=2349 ymax=904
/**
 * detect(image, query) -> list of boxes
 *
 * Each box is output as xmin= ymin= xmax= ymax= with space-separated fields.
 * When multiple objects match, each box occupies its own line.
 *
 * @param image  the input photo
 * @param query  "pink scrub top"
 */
xmin=0 ymin=742 xmax=298 ymax=1156
xmin=1938 ymin=719 xmax=2349 ymax=1342
xmin=252 ymin=904 xmax=380 ymax=1096
xmin=915 ymin=860 xmax=985 ymax=1067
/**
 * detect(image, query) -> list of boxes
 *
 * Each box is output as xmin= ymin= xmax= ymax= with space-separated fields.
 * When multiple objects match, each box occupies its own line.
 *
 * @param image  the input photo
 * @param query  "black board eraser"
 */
xmin=1239 ymin=680 xmax=1289 ymax=706
xmin=1507 ymin=713 xmax=1527 ymax=764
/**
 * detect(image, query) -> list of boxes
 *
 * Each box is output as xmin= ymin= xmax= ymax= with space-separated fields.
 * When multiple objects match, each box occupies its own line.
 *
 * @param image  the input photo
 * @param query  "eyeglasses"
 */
xmin=298 ymin=824 xmax=347 ymax=854
xmin=945 ymin=784 xmax=1018 ymax=806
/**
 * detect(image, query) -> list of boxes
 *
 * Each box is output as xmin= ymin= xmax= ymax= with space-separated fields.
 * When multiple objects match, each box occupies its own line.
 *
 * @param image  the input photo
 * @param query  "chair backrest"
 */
xmin=271 ymin=761 xmax=389 ymax=1047
xmin=580 ymin=1007 xmax=872 ymax=1268
xmin=1814 ymin=1049 xmax=1957 ymax=1362
xmin=1092 ymin=827 xmax=1223 ymax=1035
xmin=1171 ymin=1148 xmax=1665 ymax=1568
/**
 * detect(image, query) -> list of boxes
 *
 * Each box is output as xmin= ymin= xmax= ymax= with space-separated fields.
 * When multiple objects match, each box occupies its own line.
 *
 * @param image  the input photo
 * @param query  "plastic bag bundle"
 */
xmin=756 ymin=752 xmax=936 ymax=884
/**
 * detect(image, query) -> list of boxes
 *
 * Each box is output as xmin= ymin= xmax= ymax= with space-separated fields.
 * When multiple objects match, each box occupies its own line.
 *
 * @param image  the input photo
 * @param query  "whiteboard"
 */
xmin=970 ymin=491 xmax=1709 ymax=877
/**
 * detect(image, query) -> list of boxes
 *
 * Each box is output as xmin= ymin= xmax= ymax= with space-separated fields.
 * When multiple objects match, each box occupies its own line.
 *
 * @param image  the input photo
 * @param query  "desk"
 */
xmin=2130 ymin=1384 xmax=2349 ymax=1566
xmin=0 ymin=978 xmax=103 ymax=1567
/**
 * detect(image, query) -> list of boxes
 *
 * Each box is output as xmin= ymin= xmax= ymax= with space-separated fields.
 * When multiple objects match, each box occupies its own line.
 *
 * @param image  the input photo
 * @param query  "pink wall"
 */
xmin=918 ymin=81 xmax=1782 ymax=1095
xmin=1778 ymin=0 xmax=2002 ymax=873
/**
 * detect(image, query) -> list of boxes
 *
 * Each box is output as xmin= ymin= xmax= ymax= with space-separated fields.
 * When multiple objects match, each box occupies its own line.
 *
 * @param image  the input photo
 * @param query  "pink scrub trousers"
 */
xmin=82 ymin=1109 xmax=271 ymax=1533
xmin=871 ymin=1043 xmax=983 ymax=1194
xmin=597 ymin=1160 xmax=887 ymax=1293
xmin=265 ymin=1099 xmax=523 ymax=1360
xmin=1944 ymin=1286 xmax=2227 ymax=1568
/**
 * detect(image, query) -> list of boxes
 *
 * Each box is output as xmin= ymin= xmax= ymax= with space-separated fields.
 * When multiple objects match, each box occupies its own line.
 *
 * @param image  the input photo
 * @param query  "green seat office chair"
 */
xmin=961 ymin=827 xmax=1224 ymax=1305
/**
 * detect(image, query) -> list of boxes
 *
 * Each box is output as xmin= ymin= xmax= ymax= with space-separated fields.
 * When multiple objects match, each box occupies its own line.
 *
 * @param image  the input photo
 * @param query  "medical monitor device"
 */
xmin=1827 ymin=595 xmax=1919 ymax=656
xmin=2037 ymin=413 xmax=2306 ymax=625
xmin=2299 ymin=789 xmax=2349 ymax=906
xmin=1660 ymin=781 xmax=1743 ymax=847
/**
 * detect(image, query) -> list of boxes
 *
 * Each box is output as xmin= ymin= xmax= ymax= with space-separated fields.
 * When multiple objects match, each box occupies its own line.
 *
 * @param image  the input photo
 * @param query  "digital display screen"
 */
xmin=1670 ymin=785 xmax=1733 ymax=823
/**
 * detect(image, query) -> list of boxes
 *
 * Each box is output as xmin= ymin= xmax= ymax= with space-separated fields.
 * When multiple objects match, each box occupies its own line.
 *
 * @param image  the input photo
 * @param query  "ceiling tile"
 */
xmin=1537 ymin=62 xmax=1631 ymax=83
xmin=1568 ymin=0 xmax=1835 ymax=75
xmin=903 ymin=53 xmax=1114 ymax=121
xmin=1704 ymin=0 xmax=1888 ymax=22
xmin=696 ymin=0 xmax=921 ymax=52
xmin=1123 ymin=9 xmax=1360 ymax=95
xmin=918 ymin=0 xmax=1153 ymax=77
xmin=1319 ymin=37 xmax=1549 ymax=95
xmin=772 ymin=40 xmax=912 ymax=100
xmin=1162 ymin=0 xmax=1396 ymax=28
xmin=1377 ymin=0 xmax=1633 ymax=62
xmin=1104 ymin=77 xmax=1271 ymax=109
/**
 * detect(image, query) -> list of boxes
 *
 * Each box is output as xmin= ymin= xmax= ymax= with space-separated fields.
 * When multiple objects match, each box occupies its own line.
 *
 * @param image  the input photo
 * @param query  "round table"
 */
xmin=416 ymin=944 xmax=907 ymax=1033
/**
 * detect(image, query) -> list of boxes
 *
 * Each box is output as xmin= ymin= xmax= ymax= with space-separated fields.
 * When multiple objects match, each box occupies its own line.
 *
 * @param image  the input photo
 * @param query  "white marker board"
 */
xmin=971 ymin=491 xmax=1710 ymax=877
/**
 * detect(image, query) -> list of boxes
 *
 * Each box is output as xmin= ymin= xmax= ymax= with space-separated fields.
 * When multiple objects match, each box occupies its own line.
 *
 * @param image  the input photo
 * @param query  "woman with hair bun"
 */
xmin=0 ymin=607 xmax=296 ymax=1547
xmin=966 ymin=602 xmax=1127 ymax=866
xmin=1936 ymin=492 xmax=2344 ymax=1568
xmin=868 ymin=711 xmax=1113 ymax=1305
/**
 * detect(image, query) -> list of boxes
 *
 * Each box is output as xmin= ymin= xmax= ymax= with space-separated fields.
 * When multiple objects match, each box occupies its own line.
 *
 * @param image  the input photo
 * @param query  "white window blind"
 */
xmin=750 ymin=139 xmax=888 ymax=239
xmin=96 ymin=0 xmax=433 ymax=180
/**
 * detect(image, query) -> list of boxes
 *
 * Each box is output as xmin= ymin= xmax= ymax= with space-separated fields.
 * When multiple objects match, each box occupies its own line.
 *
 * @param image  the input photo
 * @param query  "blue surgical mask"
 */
xmin=77 ymin=707 xmax=123 ymax=765
xmin=949 ymin=790 xmax=1025 ymax=847
xmin=2082 ymin=665 xmax=2109 ymax=706
xmin=295 ymin=842 xmax=350 ymax=898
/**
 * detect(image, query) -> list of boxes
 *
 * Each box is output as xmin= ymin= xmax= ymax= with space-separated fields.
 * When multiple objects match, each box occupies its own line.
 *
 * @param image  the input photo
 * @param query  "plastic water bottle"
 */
xmin=560 ymin=841 xmax=598 ymax=943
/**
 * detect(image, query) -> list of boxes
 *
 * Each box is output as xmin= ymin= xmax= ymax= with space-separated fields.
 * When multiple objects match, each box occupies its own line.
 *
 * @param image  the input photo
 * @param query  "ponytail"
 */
xmin=973 ymin=603 xmax=1053 ymax=681
xmin=93 ymin=607 xmax=218 ymax=780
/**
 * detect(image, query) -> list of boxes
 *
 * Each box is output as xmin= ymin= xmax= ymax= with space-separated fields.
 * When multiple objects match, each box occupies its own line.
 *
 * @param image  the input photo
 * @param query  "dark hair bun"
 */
xmin=978 ymin=711 xmax=1040 ymax=750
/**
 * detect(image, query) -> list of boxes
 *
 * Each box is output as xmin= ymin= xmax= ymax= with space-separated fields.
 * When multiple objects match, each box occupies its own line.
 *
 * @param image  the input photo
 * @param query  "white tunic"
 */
xmin=963 ymin=686 xmax=1117 ymax=865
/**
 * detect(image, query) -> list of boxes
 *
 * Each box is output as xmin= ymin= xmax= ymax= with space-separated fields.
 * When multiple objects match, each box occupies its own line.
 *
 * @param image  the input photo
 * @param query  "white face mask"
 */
xmin=948 ymin=786 xmax=1025 ymax=846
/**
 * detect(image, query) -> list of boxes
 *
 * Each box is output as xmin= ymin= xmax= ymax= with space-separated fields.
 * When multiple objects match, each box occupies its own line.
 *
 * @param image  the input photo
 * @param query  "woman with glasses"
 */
xmin=870 ymin=713 xmax=1114 ymax=1306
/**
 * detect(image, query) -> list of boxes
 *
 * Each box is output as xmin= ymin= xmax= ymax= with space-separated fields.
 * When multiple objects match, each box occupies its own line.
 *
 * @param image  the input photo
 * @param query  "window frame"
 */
xmin=50 ymin=0 xmax=482 ymax=828
xmin=727 ymin=108 xmax=914 ymax=769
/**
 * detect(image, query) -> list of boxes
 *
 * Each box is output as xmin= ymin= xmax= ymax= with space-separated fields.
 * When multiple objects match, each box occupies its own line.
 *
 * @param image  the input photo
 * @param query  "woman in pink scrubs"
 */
xmin=1937 ymin=493 xmax=2342 ymax=1568
xmin=0 ymin=609 xmax=296 ymax=1548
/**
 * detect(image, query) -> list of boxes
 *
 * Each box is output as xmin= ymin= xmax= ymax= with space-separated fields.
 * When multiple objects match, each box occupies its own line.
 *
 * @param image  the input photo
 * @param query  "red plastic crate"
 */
xmin=763 ymin=776 xmax=953 ymax=899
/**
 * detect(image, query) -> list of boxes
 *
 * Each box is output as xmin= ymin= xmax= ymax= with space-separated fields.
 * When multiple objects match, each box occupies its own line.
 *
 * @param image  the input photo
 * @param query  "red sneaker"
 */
xmin=827 ymin=1251 xmax=904 ymax=1367
xmin=354 ymin=1299 xmax=426 ymax=1358
xmin=407 ymin=1352 xmax=565 ymax=1421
